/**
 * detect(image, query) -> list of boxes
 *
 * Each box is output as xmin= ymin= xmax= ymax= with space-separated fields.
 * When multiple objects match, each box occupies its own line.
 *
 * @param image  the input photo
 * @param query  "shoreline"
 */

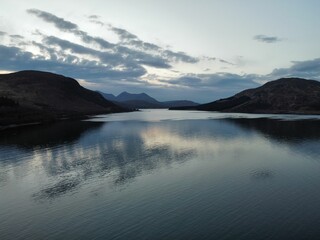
xmin=0 ymin=108 xmax=136 ymax=132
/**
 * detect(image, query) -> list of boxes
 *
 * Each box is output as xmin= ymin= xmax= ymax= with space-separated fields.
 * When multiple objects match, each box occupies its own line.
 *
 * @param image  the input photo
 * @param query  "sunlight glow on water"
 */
xmin=1 ymin=110 xmax=320 ymax=240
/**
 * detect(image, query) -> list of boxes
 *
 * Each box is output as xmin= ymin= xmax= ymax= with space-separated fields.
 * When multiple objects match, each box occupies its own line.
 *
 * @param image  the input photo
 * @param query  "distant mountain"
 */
xmin=170 ymin=78 xmax=320 ymax=114
xmin=117 ymin=91 xmax=159 ymax=104
xmin=99 ymin=91 xmax=199 ymax=109
xmin=99 ymin=92 xmax=117 ymax=102
xmin=0 ymin=70 xmax=127 ymax=128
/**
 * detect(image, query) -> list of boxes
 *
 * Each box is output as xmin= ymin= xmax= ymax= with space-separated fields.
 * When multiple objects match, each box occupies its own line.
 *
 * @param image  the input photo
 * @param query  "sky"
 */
xmin=0 ymin=0 xmax=320 ymax=103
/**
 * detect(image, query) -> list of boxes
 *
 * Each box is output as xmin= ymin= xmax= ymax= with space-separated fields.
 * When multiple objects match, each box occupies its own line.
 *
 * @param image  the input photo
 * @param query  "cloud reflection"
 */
xmin=1 ymin=117 xmax=320 ymax=200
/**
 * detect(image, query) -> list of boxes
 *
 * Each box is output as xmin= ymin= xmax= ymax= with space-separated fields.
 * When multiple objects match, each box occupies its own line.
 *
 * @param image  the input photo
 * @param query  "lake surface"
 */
xmin=1 ymin=109 xmax=320 ymax=240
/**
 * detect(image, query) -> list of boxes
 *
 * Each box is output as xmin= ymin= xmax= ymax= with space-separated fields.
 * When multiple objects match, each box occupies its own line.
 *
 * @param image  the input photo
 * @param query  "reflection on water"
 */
xmin=1 ymin=120 xmax=197 ymax=199
xmin=33 ymin=177 xmax=81 ymax=200
xmin=250 ymin=169 xmax=274 ymax=180
xmin=0 ymin=120 xmax=104 ymax=149
xmin=225 ymin=118 xmax=320 ymax=142
xmin=1 ymin=110 xmax=320 ymax=240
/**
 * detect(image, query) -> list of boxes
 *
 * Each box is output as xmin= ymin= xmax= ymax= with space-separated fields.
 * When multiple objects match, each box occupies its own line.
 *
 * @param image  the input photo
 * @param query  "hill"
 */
xmin=99 ymin=91 xmax=199 ymax=109
xmin=0 ymin=70 xmax=126 ymax=128
xmin=170 ymin=78 xmax=320 ymax=114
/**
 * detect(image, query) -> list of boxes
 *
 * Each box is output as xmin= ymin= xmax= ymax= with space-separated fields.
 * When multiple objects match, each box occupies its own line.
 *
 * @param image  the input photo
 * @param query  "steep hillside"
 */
xmin=0 ymin=70 xmax=126 ymax=127
xmin=171 ymin=78 xmax=320 ymax=114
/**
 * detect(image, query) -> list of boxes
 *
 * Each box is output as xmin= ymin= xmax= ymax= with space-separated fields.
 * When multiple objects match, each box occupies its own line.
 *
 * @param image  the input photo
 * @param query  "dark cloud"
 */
xmin=89 ymin=19 xmax=105 ymax=26
xmin=27 ymin=10 xmax=175 ymax=68
xmin=112 ymin=27 xmax=138 ymax=41
xmin=28 ymin=9 xmax=198 ymax=65
xmin=2 ymin=8 xmax=313 ymax=103
xmin=267 ymin=58 xmax=320 ymax=80
xmin=169 ymin=76 xmax=202 ymax=86
xmin=253 ymin=35 xmax=282 ymax=43
xmin=166 ymin=73 xmax=259 ymax=92
xmin=202 ymin=56 xmax=234 ymax=65
xmin=109 ymin=25 xmax=160 ymax=52
xmin=44 ymin=36 xmax=99 ymax=55
xmin=27 ymin=9 xmax=78 ymax=30
xmin=126 ymin=39 xmax=161 ymax=51
xmin=0 ymin=44 xmax=146 ymax=80
xmin=109 ymin=23 xmax=197 ymax=63
xmin=159 ymin=59 xmax=320 ymax=101
xmin=74 ymin=29 xmax=114 ymax=49
xmin=27 ymin=9 xmax=114 ymax=49
xmin=43 ymin=35 xmax=168 ymax=70
xmin=137 ymin=58 xmax=171 ymax=68
xmin=203 ymin=56 xmax=216 ymax=61
xmin=0 ymin=31 xmax=6 ymax=36
xmin=43 ymin=35 xmax=171 ymax=69
xmin=162 ymin=50 xmax=198 ymax=63
xmin=139 ymin=72 xmax=260 ymax=102
xmin=219 ymin=59 xmax=234 ymax=65
xmin=9 ymin=34 xmax=24 ymax=39
xmin=204 ymin=73 xmax=259 ymax=89
xmin=88 ymin=15 xmax=100 ymax=19
xmin=117 ymin=45 xmax=172 ymax=68
xmin=3 ymin=38 xmax=317 ymax=103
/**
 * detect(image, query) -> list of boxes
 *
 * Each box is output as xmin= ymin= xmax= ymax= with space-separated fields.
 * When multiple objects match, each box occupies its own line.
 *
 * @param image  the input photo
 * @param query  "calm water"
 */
xmin=1 ymin=109 xmax=320 ymax=240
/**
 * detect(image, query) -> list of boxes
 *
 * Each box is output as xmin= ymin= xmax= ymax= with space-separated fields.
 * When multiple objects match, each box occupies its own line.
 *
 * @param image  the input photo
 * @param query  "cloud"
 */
xmin=27 ymin=9 xmax=191 ymax=68
xmin=169 ymin=76 xmax=202 ymax=86
xmin=43 ymin=35 xmax=172 ymax=69
xmin=111 ymin=26 xmax=138 ymax=41
xmin=89 ymin=19 xmax=105 ymax=26
xmin=0 ymin=44 xmax=146 ymax=80
xmin=162 ymin=50 xmax=198 ymax=63
xmin=28 ymin=9 xmax=198 ymax=65
xmin=110 ymin=26 xmax=198 ymax=63
xmin=164 ymin=73 xmax=260 ymax=93
xmin=267 ymin=58 xmax=320 ymax=80
xmin=88 ymin=15 xmax=100 ymax=19
xmin=253 ymin=35 xmax=282 ymax=43
xmin=219 ymin=59 xmax=234 ymax=65
xmin=110 ymin=26 xmax=163 ymax=53
xmin=27 ymin=9 xmax=114 ymax=49
xmin=88 ymin=15 xmax=104 ymax=25
xmin=201 ymin=56 xmax=234 ymax=65
xmin=10 ymin=34 xmax=24 ymax=39
xmin=2 ymin=39 xmax=316 ymax=103
xmin=1 ymin=8 xmax=313 ymax=103
xmin=153 ymin=58 xmax=320 ymax=101
xmin=74 ymin=30 xmax=114 ymax=49
xmin=27 ymin=9 xmax=78 ymax=30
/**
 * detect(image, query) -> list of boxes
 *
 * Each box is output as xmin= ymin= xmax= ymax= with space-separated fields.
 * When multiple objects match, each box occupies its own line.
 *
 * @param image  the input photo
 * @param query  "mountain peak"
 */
xmin=119 ymin=91 xmax=130 ymax=95
xmin=100 ymin=91 xmax=199 ymax=109
xmin=116 ymin=91 xmax=159 ymax=104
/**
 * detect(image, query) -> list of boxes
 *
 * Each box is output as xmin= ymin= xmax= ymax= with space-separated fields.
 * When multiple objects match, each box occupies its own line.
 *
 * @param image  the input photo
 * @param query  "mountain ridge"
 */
xmin=170 ymin=78 xmax=320 ymax=114
xmin=99 ymin=91 xmax=199 ymax=109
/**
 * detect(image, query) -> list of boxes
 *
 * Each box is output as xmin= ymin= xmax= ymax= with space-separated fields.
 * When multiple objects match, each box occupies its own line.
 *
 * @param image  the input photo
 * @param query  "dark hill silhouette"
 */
xmin=0 ymin=70 xmax=126 ymax=128
xmin=170 ymin=78 xmax=320 ymax=114
xmin=99 ymin=91 xmax=199 ymax=109
xmin=99 ymin=93 xmax=117 ymax=102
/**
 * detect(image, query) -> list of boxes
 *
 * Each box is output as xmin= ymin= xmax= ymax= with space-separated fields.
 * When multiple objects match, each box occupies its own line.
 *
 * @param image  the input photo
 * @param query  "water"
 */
xmin=1 ymin=109 xmax=320 ymax=240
